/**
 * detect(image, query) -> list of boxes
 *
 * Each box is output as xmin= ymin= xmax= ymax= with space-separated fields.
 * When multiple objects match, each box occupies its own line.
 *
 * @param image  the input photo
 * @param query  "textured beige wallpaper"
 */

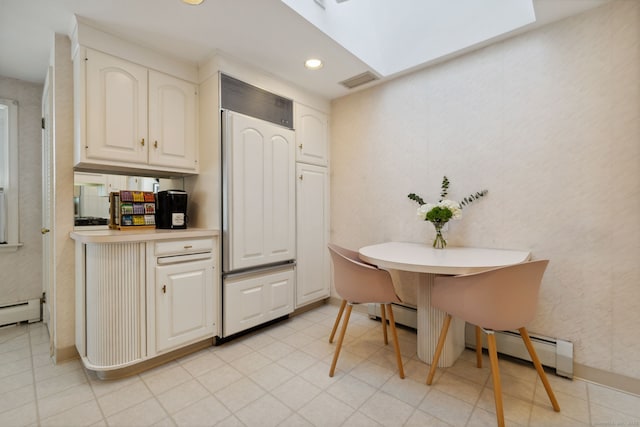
xmin=330 ymin=1 xmax=640 ymax=380
xmin=0 ymin=77 xmax=43 ymax=306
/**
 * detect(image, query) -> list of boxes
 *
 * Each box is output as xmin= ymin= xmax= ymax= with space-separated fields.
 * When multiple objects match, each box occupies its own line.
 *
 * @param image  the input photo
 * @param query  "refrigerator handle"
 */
xmin=223 ymin=261 xmax=296 ymax=280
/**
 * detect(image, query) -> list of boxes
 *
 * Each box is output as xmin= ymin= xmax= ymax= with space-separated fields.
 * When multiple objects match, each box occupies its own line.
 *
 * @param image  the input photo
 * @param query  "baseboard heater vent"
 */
xmin=368 ymin=303 xmax=573 ymax=379
xmin=368 ymin=303 xmax=417 ymax=330
xmin=465 ymin=325 xmax=574 ymax=378
xmin=0 ymin=299 xmax=41 ymax=327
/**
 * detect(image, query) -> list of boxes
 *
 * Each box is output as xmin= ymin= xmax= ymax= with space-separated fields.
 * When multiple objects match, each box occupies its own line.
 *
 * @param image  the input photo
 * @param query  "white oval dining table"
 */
xmin=359 ymin=242 xmax=531 ymax=367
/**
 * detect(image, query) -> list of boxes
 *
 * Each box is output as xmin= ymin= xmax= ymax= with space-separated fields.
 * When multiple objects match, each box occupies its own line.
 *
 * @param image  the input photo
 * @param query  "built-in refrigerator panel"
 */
xmin=223 ymin=264 xmax=295 ymax=337
xmin=222 ymin=110 xmax=296 ymax=273
xmin=219 ymin=74 xmax=296 ymax=339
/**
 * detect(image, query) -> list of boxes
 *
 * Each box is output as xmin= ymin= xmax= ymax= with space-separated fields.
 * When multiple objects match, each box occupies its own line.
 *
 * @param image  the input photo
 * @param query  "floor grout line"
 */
xmin=27 ymin=323 xmax=41 ymax=427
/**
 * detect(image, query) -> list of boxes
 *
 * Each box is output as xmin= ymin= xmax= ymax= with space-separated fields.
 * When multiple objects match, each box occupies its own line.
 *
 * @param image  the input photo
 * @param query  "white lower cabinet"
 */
xmin=80 ymin=242 xmax=146 ymax=369
xmin=73 ymin=232 xmax=218 ymax=374
xmin=154 ymin=257 xmax=214 ymax=353
xmin=223 ymin=266 xmax=295 ymax=337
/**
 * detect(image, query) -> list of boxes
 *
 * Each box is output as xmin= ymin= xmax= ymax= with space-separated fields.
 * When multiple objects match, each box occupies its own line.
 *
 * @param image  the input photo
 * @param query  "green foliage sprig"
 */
xmin=407 ymin=193 xmax=425 ymax=205
xmin=408 ymin=175 xmax=488 ymax=210
xmin=459 ymin=190 xmax=489 ymax=209
xmin=439 ymin=176 xmax=450 ymax=201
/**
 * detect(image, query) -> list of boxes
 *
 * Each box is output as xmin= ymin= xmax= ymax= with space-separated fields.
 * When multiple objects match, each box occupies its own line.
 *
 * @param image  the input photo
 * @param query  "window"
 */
xmin=0 ymin=98 xmax=20 ymax=250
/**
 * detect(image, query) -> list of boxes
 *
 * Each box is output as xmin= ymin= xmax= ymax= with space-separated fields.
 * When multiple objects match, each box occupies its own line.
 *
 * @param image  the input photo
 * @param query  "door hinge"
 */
xmin=41 ymin=291 xmax=46 ymax=304
xmin=41 ymin=117 xmax=45 ymax=129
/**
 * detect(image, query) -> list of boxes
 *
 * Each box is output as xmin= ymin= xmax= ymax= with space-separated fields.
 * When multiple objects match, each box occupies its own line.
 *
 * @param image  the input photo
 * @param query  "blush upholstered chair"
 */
xmin=328 ymin=247 xmax=392 ymax=347
xmin=327 ymin=243 xmax=404 ymax=378
xmin=425 ymin=260 xmax=560 ymax=427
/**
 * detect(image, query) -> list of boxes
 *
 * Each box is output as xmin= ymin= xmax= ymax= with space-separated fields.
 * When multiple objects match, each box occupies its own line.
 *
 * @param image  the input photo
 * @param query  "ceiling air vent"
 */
xmin=339 ymin=71 xmax=379 ymax=89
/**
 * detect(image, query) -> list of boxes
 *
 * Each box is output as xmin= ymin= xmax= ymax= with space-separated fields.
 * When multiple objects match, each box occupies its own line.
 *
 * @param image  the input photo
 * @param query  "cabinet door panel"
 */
xmin=267 ymin=132 xmax=296 ymax=259
xmin=296 ymin=164 xmax=330 ymax=307
xmin=223 ymin=267 xmax=294 ymax=336
xmin=296 ymin=104 xmax=328 ymax=166
xmin=85 ymin=49 xmax=148 ymax=164
xmin=156 ymin=258 xmax=214 ymax=353
xmin=148 ymin=71 xmax=198 ymax=170
xmin=227 ymin=113 xmax=295 ymax=271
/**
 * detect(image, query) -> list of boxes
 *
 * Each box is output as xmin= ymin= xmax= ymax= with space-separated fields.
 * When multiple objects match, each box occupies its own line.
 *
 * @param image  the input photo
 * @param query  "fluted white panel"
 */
xmin=85 ymin=243 xmax=143 ymax=368
xmin=416 ymin=273 xmax=465 ymax=367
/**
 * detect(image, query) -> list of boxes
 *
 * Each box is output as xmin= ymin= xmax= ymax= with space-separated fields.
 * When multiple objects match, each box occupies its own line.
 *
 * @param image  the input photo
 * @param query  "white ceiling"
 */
xmin=0 ymin=0 xmax=609 ymax=100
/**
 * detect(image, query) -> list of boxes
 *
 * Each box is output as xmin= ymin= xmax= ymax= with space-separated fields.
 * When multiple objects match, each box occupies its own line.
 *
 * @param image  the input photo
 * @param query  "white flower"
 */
xmin=417 ymin=203 xmax=434 ymax=220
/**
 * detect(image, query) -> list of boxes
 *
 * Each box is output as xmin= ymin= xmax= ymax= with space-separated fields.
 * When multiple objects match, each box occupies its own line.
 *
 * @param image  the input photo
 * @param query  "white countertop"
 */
xmin=70 ymin=228 xmax=219 ymax=244
xmin=359 ymin=241 xmax=531 ymax=275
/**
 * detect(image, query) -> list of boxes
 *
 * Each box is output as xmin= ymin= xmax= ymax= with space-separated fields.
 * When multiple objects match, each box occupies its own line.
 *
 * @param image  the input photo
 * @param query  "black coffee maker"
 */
xmin=156 ymin=190 xmax=187 ymax=229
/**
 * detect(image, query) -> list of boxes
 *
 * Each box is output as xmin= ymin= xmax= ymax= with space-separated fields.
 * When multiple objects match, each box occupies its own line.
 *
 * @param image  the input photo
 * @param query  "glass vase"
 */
xmin=432 ymin=222 xmax=447 ymax=249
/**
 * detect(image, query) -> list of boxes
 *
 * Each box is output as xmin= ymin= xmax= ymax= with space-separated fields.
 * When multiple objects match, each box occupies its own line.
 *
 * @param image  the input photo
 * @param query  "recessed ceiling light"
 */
xmin=182 ymin=0 xmax=204 ymax=5
xmin=304 ymin=58 xmax=324 ymax=70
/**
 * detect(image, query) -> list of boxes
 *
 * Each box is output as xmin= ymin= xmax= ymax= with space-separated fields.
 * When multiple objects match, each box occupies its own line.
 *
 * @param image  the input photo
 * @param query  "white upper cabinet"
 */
xmin=148 ymin=70 xmax=198 ymax=170
xmin=76 ymin=48 xmax=199 ymax=175
xmin=85 ymin=49 xmax=148 ymax=165
xmin=295 ymin=103 xmax=328 ymax=166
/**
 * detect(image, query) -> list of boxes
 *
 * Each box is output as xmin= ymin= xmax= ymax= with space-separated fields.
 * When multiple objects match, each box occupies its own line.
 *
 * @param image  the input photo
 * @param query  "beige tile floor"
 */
xmin=1 ymin=303 xmax=640 ymax=427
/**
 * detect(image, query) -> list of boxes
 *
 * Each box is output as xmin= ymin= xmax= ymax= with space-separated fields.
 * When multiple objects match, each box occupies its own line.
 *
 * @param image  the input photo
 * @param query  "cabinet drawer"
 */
xmin=155 ymin=238 xmax=213 ymax=257
xmin=223 ymin=266 xmax=294 ymax=337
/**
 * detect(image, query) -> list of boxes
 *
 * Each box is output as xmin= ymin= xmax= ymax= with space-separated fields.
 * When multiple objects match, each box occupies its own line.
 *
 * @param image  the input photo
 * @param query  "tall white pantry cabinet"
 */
xmin=295 ymin=103 xmax=330 ymax=308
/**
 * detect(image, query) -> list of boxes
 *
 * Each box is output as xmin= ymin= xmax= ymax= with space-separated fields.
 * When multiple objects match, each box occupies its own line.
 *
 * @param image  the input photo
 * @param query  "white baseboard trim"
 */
xmin=574 ymin=363 xmax=640 ymax=396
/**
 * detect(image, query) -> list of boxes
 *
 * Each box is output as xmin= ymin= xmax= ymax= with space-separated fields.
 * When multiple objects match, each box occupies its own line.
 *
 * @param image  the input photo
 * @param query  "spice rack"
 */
xmin=109 ymin=191 xmax=156 ymax=230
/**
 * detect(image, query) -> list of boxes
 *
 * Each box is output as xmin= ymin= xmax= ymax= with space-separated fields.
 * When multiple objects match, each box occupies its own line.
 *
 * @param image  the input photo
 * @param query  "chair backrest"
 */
xmin=432 ymin=260 xmax=549 ymax=331
xmin=328 ymin=243 xmax=402 ymax=304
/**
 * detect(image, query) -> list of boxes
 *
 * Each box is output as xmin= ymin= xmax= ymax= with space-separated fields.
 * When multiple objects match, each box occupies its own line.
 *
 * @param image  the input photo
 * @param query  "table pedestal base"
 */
xmin=416 ymin=273 xmax=465 ymax=367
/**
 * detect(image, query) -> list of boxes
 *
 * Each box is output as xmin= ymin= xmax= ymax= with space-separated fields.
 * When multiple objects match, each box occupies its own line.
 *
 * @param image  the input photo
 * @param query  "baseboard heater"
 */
xmin=368 ymin=303 xmax=417 ymax=330
xmin=369 ymin=303 xmax=573 ymax=378
xmin=0 ymin=299 xmax=41 ymax=327
xmin=465 ymin=326 xmax=573 ymax=378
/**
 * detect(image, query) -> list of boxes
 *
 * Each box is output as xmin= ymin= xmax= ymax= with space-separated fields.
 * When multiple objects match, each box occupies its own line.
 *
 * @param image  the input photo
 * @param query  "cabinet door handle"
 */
xmin=298 ymin=143 xmax=303 ymax=149
xmin=154 ymin=140 xmax=158 ymax=149
xmin=162 ymin=285 xmax=166 ymax=294
xmin=299 ymin=174 xmax=303 ymax=181
xmin=184 ymin=245 xmax=193 ymax=249
xmin=141 ymin=138 xmax=145 ymax=147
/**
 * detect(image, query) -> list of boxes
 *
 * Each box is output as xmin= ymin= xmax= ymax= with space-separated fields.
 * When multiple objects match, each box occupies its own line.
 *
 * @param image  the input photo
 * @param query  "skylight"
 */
xmin=281 ymin=0 xmax=536 ymax=77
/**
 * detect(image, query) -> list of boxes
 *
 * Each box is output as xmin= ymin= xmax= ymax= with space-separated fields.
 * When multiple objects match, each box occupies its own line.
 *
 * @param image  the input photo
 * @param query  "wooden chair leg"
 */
xmin=385 ymin=304 xmax=404 ymax=379
xmin=519 ymin=327 xmax=561 ymax=412
xmin=329 ymin=304 xmax=352 ymax=377
xmin=329 ymin=300 xmax=347 ymax=343
xmin=426 ymin=313 xmax=452 ymax=385
xmin=487 ymin=332 xmax=505 ymax=427
xmin=476 ymin=325 xmax=483 ymax=368
xmin=380 ymin=303 xmax=388 ymax=345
